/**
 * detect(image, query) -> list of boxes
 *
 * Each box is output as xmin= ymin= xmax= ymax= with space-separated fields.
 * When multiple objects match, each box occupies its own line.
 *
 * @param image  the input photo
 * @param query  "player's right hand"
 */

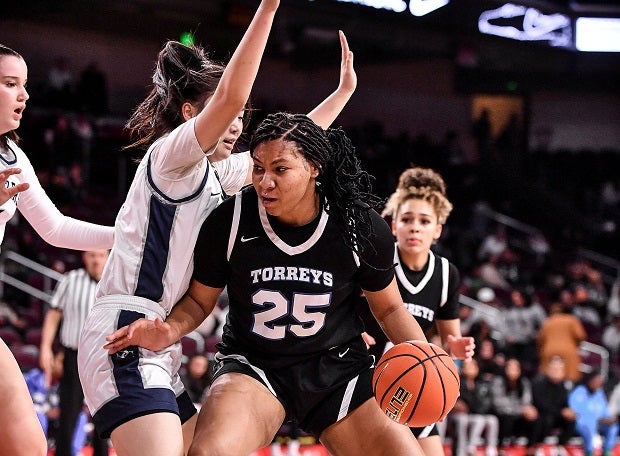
xmin=0 ymin=168 xmax=29 ymax=205
xmin=104 ymin=317 xmax=179 ymax=353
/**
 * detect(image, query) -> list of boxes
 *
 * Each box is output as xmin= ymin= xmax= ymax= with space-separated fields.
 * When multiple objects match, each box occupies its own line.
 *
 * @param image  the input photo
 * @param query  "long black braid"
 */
xmin=249 ymin=112 xmax=383 ymax=261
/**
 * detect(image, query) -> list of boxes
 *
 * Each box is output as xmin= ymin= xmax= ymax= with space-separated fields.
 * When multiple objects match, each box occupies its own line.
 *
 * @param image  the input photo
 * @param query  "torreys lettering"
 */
xmin=250 ymin=267 xmax=333 ymax=286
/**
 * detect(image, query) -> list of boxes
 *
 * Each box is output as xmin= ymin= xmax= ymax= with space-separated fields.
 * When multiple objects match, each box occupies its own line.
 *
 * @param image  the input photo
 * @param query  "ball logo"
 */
xmin=385 ymin=385 xmax=412 ymax=422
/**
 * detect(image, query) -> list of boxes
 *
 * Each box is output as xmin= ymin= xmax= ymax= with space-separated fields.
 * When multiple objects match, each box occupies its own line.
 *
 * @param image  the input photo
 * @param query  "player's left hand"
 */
xmin=447 ymin=334 xmax=475 ymax=360
xmin=361 ymin=331 xmax=376 ymax=349
xmin=104 ymin=317 xmax=178 ymax=353
xmin=337 ymin=31 xmax=356 ymax=95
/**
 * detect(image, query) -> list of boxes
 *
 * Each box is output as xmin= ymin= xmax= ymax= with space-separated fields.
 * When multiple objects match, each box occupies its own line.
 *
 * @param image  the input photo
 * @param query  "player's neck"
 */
xmin=399 ymin=249 xmax=429 ymax=272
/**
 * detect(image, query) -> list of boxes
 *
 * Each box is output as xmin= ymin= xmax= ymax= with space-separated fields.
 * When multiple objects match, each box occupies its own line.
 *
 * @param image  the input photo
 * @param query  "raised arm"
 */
xmin=104 ymin=279 xmax=222 ymax=353
xmin=307 ymin=31 xmax=357 ymax=129
xmin=195 ymin=0 xmax=280 ymax=151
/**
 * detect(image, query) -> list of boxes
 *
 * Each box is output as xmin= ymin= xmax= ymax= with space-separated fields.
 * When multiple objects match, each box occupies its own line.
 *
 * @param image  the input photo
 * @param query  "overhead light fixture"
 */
xmin=409 ymin=0 xmax=450 ymax=16
xmin=478 ymin=3 xmax=572 ymax=47
xmin=327 ymin=0 xmax=449 ymax=16
xmin=575 ymin=16 xmax=620 ymax=51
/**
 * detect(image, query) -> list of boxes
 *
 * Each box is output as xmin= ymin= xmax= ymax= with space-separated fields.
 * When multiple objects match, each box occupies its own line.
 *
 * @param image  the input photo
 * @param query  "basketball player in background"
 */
xmin=361 ymin=166 xmax=475 ymax=455
xmin=1 ymin=43 xmax=114 ymax=456
xmin=77 ymin=1 xmax=359 ymax=454
xmin=105 ymin=112 xmax=429 ymax=456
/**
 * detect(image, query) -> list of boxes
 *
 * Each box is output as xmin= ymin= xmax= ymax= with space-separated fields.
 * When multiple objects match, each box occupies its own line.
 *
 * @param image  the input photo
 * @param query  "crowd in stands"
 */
xmin=0 ymin=57 xmax=619 ymax=455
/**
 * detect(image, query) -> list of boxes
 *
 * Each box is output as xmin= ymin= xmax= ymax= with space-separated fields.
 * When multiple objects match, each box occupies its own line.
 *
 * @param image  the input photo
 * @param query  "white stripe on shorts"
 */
xmin=216 ymin=353 xmax=278 ymax=398
xmin=337 ymin=375 xmax=358 ymax=421
xmin=418 ymin=424 xmax=435 ymax=438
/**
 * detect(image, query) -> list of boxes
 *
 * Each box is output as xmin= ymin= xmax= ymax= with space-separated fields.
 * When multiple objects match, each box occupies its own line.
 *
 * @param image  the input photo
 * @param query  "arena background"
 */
xmin=1 ymin=1 xmax=619 ymax=455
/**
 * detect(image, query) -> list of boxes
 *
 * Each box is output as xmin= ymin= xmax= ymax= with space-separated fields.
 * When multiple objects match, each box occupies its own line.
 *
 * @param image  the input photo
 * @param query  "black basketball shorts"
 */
xmin=212 ymin=336 xmax=375 ymax=437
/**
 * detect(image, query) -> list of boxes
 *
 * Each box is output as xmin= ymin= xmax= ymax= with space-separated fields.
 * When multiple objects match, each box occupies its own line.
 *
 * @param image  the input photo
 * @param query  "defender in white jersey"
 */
xmin=77 ymin=8 xmax=358 ymax=454
xmin=1 ymin=43 xmax=114 ymax=456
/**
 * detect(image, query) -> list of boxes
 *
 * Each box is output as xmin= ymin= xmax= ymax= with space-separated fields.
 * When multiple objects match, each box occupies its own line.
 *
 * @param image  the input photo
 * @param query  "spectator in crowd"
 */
xmin=0 ymin=298 xmax=27 ymax=333
xmin=602 ymin=314 xmax=620 ymax=360
xmin=39 ymin=249 xmax=110 ymax=456
xmin=608 ymin=381 xmax=620 ymax=425
xmin=180 ymin=354 xmax=212 ymax=407
xmin=568 ymin=370 xmax=619 ymax=456
xmin=607 ymin=278 xmax=620 ymax=318
xmin=530 ymin=356 xmax=576 ymax=455
xmin=538 ymin=301 xmax=587 ymax=383
xmin=477 ymin=225 xmax=513 ymax=264
xmin=491 ymin=358 xmax=539 ymax=449
xmin=45 ymin=57 xmax=74 ymax=109
xmin=475 ymin=253 xmax=513 ymax=291
xmin=76 ymin=61 xmax=108 ymax=115
xmin=25 ymin=350 xmax=92 ymax=456
xmin=570 ymin=283 xmax=603 ymax=332
xmin=470 ymin=287 xmax=507 ymax=345
xmin=503 ymin=288 xmax=546 ymax=375
xmin=25 ymin=350 xmax=63 ymax=438
xmin=451 ymin=357 xmax=499 ymax=456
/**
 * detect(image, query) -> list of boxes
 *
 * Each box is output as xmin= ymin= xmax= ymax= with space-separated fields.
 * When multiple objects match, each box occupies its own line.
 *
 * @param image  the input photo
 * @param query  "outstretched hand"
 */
xmin=338 ymin=31 xmax=356 ymax=95
xmin=447 ymin=334 xmax=475 ymax=361
xmin=0 ymin=168 xmax=29 ymax=206
xmin=104 ymin=317 xmax=178 ymax=354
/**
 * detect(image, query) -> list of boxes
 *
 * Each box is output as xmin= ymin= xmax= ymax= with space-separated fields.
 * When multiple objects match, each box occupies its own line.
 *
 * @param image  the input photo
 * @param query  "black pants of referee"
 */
xmin=56 ymin=348 xmax=109 ymax=456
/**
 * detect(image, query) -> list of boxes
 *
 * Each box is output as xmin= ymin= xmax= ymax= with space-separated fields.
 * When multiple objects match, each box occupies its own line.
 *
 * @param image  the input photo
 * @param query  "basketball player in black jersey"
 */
xmin=361 ymin=166 xmax=475 ymax=455
xmin=105 ymin=113 xmax=429 ymax=455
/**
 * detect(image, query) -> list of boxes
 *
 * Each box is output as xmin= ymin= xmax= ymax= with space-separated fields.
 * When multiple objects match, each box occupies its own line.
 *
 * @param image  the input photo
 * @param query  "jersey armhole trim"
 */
xmin=146 ymin=153 xmax=210 ymax=204
xmin=440 ymin=257 xmax=449 ymax=306
xmin=227 ymin=193 xmax=242 ymax=261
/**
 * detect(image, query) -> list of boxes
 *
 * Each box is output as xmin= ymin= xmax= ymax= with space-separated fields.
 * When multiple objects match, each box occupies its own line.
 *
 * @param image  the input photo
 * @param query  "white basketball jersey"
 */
xmin=96 ymin=119 xmax=249 ymax=315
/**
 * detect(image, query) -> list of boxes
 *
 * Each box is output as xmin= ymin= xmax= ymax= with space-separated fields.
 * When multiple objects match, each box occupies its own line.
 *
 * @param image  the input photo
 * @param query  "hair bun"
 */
xmin=397 ymin=167 xmax=446 ymax=195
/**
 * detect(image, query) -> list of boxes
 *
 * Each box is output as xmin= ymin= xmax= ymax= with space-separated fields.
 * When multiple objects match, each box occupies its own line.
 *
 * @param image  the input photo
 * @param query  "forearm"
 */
xmin=19 ymin=167 xmax=114 ymax=250
xmin=39 ymin=310 xmax=61 ymax=352
xmin=164 ymin=293 xmax=211 ymax=344
xmin=377 ymin=305 xmax=427 ymax=344
xmin=307 ymin=87 xmax=354 ymax=130
xmin=365 ymin=279 xmax=427 ymax=344
xmin=163 ymin=280 xmax=223 ymax=345
xmin=210 ymin=1 xmax=278 ymax=114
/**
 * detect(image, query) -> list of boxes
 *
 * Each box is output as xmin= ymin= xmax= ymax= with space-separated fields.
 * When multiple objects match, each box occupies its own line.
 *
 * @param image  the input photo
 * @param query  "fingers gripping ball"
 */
xmin=372 ymin=340 xmax=460 ymax=427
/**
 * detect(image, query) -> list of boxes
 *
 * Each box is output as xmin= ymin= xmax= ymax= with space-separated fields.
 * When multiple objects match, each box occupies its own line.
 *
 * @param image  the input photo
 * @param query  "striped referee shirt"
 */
xmin=50 ymin=268 xmax=98 ymax=350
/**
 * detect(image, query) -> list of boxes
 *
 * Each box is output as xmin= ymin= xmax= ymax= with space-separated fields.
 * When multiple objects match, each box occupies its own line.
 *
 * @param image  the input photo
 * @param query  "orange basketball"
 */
xmin=372 ymin=340 xmax=460 ymax=427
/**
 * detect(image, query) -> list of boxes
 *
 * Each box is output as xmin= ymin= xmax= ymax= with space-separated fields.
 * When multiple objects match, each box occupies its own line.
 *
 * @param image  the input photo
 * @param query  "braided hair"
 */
xmin=124 ymin=41 xmax=224 ymax=153
xmin=249 ymin=112 xmax=382 ymax=259
xmin=0 ymin=44 xmax=24 ymax=148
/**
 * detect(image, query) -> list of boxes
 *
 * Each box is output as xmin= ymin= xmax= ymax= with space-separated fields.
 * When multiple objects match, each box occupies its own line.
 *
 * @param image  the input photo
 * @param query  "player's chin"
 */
xmin=211 ymin=146 xmax=232 ymax=162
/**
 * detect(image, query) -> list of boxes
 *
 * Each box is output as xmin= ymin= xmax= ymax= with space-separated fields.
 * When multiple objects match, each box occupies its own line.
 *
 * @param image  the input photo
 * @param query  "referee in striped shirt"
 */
xmin=39 ymin=249 xmax=110 ymax=456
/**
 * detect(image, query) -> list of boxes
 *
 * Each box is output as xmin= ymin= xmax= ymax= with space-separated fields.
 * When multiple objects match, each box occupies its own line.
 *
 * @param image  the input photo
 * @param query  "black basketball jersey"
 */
xmin=393 ymin=248 xmax=460 ymax=333
xmin=193 ymin=187 xmax=396 ymax=369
